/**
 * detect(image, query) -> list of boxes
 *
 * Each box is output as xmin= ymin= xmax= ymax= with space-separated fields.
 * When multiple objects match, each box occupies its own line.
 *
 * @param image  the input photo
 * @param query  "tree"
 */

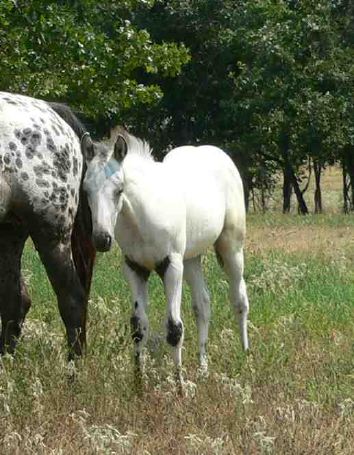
xmin=0 ymin=0 xmax=189 ymax=126
xmin=133 ymin=0 xmax=354 ymax=213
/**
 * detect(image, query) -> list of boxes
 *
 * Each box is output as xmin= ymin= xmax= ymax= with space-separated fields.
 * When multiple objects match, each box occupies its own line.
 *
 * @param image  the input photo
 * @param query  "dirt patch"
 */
xmin=247 ymin=224 xmax=354 ymax=257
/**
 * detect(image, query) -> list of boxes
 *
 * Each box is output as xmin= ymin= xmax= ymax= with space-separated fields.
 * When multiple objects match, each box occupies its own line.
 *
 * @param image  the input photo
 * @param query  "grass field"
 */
xmin=1 ymin=171 xmax=354 ymax=453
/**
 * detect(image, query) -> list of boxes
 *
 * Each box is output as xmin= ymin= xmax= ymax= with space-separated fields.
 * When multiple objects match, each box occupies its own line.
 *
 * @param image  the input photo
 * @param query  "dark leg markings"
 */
xmin=166 ymin=318 xmax=183 ymax=347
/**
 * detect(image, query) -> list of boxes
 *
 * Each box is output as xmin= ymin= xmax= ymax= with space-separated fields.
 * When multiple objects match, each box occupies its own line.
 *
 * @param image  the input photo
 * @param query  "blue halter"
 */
xmin=104 ymin=160 xmax=120 ymax=178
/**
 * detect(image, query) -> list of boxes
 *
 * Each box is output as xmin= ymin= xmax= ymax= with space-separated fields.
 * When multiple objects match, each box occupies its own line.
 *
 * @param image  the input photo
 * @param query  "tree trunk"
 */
xmin=313 ymin=160 xmax=322 ymax=214
xmin=290 ymin=169 xmax=309 ymax=214
xmin=343 ymin=164 xmax=350 ymax=213
xmin=342 ymin=147 xmax=354 ymax=211
xmin=282 ymin=164 xmax=293 ymax=213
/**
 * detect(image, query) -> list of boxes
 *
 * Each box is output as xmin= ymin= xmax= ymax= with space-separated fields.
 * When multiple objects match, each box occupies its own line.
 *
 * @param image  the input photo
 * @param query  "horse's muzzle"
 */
xmin=93 ymin=232 xmax=113 ymax=252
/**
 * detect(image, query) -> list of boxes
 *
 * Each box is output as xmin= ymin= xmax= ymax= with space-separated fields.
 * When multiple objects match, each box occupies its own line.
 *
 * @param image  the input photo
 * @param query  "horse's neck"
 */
xmin=119 ymin=157 xmax=158 ymax=238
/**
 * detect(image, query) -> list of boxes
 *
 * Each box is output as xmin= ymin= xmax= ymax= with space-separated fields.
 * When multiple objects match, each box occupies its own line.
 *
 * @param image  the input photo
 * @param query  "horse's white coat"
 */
xmin=83 ymin=133 xmax=250 ymax=374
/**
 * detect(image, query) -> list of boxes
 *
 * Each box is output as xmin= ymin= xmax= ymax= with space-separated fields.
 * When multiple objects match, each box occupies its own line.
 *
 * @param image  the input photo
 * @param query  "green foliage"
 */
xmin=132 ymin=0 xmax=353 ymax=210
xmin=0 ymin=0 xmax=189 ymax=120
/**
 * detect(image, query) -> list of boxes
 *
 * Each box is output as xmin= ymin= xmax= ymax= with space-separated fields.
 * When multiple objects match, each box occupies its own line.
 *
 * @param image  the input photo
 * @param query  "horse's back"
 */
xmin=0 ymin=92 xmax=82 ymax=234
xmin=163 ymin=145 xmax=246 ymax=257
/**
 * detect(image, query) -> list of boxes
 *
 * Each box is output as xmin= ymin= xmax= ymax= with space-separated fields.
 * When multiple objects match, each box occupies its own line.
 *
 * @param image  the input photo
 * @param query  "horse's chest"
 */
xmin=116 ymin=219 xmax=175 ymax=270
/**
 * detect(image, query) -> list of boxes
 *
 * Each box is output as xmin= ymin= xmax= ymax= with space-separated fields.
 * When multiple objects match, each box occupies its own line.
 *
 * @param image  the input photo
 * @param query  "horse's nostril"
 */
xmin=93 ymin=232 xmax=113 ymax=252
xmin=105 ymin=234 xmax=112 ymax=249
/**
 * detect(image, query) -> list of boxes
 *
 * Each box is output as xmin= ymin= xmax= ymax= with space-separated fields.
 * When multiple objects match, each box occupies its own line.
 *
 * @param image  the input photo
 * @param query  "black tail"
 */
xmin=48 ymin=102 xmax=96 ymax=297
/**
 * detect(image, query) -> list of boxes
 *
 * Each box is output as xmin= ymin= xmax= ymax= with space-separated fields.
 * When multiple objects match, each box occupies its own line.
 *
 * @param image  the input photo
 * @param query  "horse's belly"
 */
xmin=184 ymin=198 xmax=225 ymax=259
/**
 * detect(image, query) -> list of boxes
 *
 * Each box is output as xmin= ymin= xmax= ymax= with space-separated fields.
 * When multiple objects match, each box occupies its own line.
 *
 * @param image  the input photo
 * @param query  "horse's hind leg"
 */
xmin=0 ymin=223 xmax=29 ymax=354
xmin=184 ymin=256 xmax=211 ymax=371
xmin=31 ymin=231 xmax=87 ymax=359
xmin=215 ymin=235 xmax=249 ymax=351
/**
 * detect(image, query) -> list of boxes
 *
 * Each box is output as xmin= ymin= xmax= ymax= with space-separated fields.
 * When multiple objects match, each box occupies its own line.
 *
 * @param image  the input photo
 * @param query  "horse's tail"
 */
xmin=71 ymin=177 xmax=96 ymax=297
xmin=48 ymin=102 xmax=96 ymax=297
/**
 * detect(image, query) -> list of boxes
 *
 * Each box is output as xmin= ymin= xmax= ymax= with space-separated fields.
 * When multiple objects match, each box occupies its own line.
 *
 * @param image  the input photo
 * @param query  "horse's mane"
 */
xmin=126 ymin=133 xmax=154 ymax=161
xmin=48 ymin=101 xmax=96 ymax=299
xmin=48 ymin=102 xmax=87 ymax=139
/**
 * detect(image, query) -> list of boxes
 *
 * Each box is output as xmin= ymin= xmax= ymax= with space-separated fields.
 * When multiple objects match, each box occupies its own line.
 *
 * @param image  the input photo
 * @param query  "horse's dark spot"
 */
xmin=125 ymin=256 xmax=150 ymax=281
xmin=14 ymin=129 xmax=21 ymax=139
xmin=40 ymin=118 xmax=45 ymax=124
xmin=21 ymin=136 xmax=28 ymax=145
xmin=52 ymin=181 xmax=58 ymax=188
xmin=41 ymin=198 xmax=48 ymax=205
xmin=23 ymin=128 xmax=32 ymax=136
xmin=135 ymin=301 xmax=138 ymax=309
xmin=36 ymin=179 xmax=50 ymax=188
xmin=130 ymin=315 xmax=143 ymax=343
xmin=155 ymin=256 xmax=170 ymax=279
xmin=52 ymin=125 xmax=60 ymax=136
xmin=4 ymin=153 xmax=11 ymax=165
xmin=74 ymin=194 xmax=78 ymax=204
xmin=25 ymin=146 xmax=35 ymax=159
xmin=33 ymin=123 xmax=41 ymax=130
xmin=37 ymin=153 xmax=43 ymax=160
xmin=8 ymin=142 xmax=17 ymax=151
xmin=15 ymin=158 xmax=22 ymax=169
xmin=31 ymin=131 xmax=41 ymax=146
xmin=70 ymin=188 xmax=75 ymax=197
xmin=44 ymin=191 xmax=49 ymax=197
xmin=51 ymin=171 xmax=57 ymax=178
xmin=34 ymin=163 xmax=51 ymax=177
xmin=53 ymin=144 xmax=71 ymax=181
xmin=43 ymin=129 xmax=50 ymax=136
xmin=49 ymin=185 xmax=69 ymax=211
xmin=21 ymin=172 xmax=29 ymax=181
xmin=166 ymin=318 xmax=183 ymax=347
xmin=47 ymin=137 xmax=56 ymax=152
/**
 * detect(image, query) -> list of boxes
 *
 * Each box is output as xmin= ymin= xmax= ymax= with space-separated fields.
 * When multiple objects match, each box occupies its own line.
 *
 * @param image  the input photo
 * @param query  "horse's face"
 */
xmin=82 ymin=135 xmax=127 ymax=252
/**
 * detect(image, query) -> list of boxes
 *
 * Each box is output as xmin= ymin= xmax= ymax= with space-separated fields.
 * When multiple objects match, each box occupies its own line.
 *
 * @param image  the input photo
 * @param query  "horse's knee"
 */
xmin=166 ymin=318 xmax=183 ymax=347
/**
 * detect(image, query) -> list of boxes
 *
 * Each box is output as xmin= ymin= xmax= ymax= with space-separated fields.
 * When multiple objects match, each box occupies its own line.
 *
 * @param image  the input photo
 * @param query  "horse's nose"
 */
xmin=93 ymin=232 xmax=112 ymax=252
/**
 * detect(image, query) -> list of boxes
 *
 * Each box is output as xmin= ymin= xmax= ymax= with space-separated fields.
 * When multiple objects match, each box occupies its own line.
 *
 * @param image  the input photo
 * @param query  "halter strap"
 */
xmin=80 ymin=131 xmax=90 ymax=145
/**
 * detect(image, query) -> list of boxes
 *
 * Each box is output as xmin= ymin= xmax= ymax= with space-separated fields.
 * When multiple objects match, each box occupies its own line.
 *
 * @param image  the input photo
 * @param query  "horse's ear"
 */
xmin=114 ymin=134 xmax=128 ymax=162
xmin=81 ymin=133 xmax=95 ymax=162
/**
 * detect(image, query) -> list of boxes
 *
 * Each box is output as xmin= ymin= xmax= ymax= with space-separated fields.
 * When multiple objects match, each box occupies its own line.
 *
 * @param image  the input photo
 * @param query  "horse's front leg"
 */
xmin=123 ymin=260 xmax=150 ymax=378
xmin=160 ymin=253 xmax=184 ymax=386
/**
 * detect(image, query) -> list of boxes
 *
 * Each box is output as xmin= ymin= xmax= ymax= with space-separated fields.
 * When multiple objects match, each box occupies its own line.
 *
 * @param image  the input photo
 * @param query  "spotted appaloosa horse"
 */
xmin=0 ymin=92 xmax=95 ymax=359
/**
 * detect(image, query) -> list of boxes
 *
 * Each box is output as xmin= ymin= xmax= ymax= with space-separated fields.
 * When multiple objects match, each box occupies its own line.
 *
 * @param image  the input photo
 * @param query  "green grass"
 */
xmin=1 ymin=214 xmax=354 ymax=453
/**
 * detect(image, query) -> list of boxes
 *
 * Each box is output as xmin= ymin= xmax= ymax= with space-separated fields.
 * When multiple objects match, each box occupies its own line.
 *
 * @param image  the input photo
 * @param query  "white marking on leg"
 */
xmin=220 ymin=248 xmax=250 ymax=351
xmin=184 ymin=256 xmax=211 ymax=372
